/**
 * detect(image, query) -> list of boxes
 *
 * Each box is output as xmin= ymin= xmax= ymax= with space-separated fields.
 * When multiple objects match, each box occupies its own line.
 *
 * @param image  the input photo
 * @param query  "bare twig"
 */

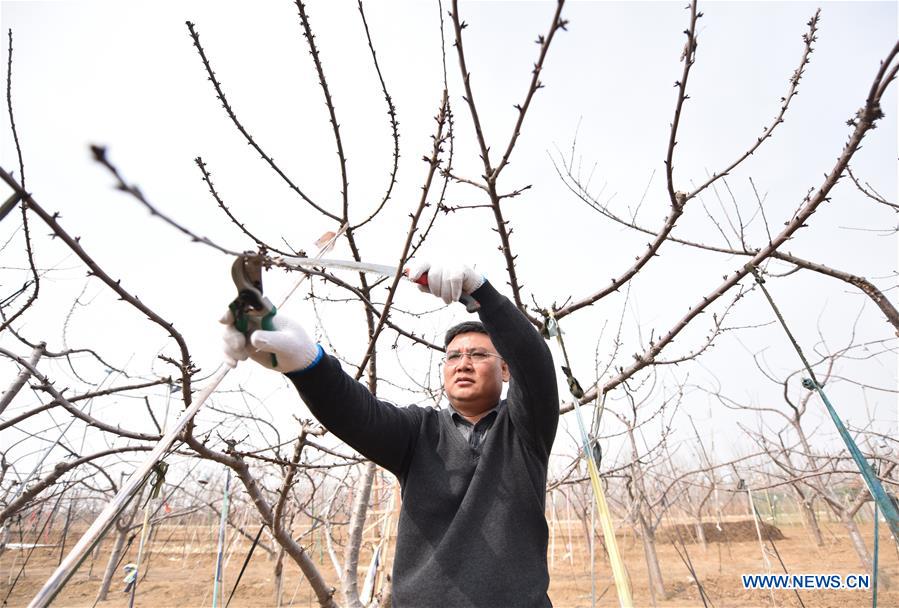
xmin=194 ymin=157 xmax=296 ymax=256
xmin=349 ymin=0 xmax=401 ymax=231
xmin=185 ymin=20 xmax=337 ymax=221
xmin=848 ymin=166 xmax=899 ymax=211
xmin=90 ymin=146 xmax=240 ymax=256
xmin=1 ymin=28 xmax=40 ymax=335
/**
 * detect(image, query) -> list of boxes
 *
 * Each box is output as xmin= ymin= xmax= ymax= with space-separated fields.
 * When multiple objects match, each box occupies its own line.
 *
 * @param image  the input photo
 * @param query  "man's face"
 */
xmin=443 ymin=332 xmax=510 ymax=416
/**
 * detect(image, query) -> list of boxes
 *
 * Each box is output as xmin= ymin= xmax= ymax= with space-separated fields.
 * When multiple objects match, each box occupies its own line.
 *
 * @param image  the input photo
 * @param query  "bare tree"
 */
xmin=1 ymin=1 xmax=897 ymax=606
xmin=713 ymin=333 xmax=898 ymax=578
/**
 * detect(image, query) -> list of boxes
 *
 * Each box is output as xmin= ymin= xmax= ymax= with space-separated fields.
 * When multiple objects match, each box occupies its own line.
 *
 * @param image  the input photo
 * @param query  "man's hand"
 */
xmin=405 ymin=260 xmax=485 ymax=305
xmin=220 ymin=310 xmax=321 ymax=373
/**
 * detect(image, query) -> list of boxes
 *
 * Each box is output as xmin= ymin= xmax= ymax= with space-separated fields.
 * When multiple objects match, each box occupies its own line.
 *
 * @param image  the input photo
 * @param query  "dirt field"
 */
xmin=2 ymin=520 xmax=896 ymax=607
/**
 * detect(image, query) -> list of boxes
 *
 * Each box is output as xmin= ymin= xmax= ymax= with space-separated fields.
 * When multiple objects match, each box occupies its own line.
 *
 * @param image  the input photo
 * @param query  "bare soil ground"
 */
xmin=1 ymin=521 xmax=896 ymax=607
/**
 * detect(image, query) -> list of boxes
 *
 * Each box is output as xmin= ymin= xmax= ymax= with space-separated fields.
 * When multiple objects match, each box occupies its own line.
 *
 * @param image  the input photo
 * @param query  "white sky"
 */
xmin=0 ymin=1 xmax=896 ymax=483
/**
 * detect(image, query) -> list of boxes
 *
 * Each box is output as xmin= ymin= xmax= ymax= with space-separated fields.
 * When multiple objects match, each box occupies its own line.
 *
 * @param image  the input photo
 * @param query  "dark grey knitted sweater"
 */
xmin=288 ymin=281 xmax=559 ymax=607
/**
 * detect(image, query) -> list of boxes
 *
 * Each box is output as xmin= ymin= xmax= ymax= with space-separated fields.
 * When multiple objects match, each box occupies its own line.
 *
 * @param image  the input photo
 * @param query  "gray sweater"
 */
xmin=288 ymin=281 xmax=559 ymax=607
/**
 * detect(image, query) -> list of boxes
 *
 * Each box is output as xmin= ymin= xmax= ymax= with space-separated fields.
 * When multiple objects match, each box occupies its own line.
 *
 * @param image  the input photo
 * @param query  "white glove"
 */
xmin=405 ymin=260 xmax=485 ymax=305
xmin=220 ymin=311 xmax=321 ymax=373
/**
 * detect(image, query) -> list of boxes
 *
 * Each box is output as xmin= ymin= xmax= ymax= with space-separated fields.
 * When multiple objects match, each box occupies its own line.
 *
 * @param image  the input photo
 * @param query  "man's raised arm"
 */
xmin=474 ymin=281 xmax=558 ymax=458
xmin=406 ymin=261 xmax=559 ymax=459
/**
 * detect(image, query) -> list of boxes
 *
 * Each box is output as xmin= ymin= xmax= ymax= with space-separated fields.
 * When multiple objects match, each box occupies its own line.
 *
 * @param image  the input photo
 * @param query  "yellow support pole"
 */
xmin=547 ymin=311 xmax=633 ymax=607
xmin=585 ymin=455 xmax=633 ymax=608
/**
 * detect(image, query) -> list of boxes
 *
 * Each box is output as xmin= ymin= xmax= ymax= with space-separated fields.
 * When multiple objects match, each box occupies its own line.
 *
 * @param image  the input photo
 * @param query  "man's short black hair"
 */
xmin=444 ymin=321 xmax=488 ymax=348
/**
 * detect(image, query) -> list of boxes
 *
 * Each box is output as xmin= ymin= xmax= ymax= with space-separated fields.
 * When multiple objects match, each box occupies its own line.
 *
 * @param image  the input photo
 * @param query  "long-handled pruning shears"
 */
xmin=230 ymin=253 xmax=482 ymax=368
xmin=229 ymin=254 xmax=278 ymax=367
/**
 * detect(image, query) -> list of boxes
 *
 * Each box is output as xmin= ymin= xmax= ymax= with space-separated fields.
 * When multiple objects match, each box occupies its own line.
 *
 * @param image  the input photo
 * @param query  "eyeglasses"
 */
xmin=443 ymin=349 xmax=503 ymax=367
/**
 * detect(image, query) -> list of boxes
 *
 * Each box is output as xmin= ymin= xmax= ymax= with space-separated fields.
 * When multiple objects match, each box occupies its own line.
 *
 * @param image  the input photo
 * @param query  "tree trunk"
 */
xmin=57 ymin=496 xmax=75 ymax=565
xmin=694 ymin=518 xmax=707 ymax=549
xmin=96 ymin=526 xmax=128 ymax=602
xmin=800 ymin=497 xmax=825 ymax=547
xmin=844 ymin=514 xmax=872 ymax=567
xmin=639 ymin=516 xmax=667 ymax=601
xmin=97 ymin=478 xmax=141 ymax=602
xmin=0 ymin=524 xmax=8 ymax=561
xmin=343 ymin=461 xmax=377 ymax=608
xmin=376 ymin=575 xmax=392 ymax=608
xmin=628 ymin=427 xmax=666 ymax=602
xmin=273 ymin=546 xmax=285 ymax=607
xmin=87 ymin=541 xmax=102 ymax=578
xmin=842 ymin=512 xmax=891 ymax=588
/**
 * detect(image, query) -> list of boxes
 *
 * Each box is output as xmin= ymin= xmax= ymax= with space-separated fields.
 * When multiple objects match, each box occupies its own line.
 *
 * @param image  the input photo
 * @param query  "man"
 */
xmin=222 ymin=261 xmax=559 ymax=607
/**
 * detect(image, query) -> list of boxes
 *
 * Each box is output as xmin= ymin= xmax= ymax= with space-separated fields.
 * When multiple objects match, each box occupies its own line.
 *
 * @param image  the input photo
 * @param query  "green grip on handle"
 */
xmin=230 ymin=301 xmax=279 ymax=368
xmin=261 ymin=306 xmax=278 ymax=368
xmin=230 ymin=301 xmax=248 ymax=334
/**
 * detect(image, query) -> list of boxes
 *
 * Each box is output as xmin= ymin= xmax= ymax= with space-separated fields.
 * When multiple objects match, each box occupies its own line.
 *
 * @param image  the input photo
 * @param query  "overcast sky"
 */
xmin=1 ymin=1 xmax=896 ymax=476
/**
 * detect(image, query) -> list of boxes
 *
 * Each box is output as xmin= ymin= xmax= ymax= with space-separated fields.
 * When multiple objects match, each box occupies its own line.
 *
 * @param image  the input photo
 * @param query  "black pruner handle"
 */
xmin=411 ymin=272 xmax=480 ymax=313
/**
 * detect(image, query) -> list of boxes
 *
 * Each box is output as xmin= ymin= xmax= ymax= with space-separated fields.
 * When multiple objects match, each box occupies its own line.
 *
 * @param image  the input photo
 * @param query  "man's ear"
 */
xmin=501 ymin=361 xmax=510 ymax=382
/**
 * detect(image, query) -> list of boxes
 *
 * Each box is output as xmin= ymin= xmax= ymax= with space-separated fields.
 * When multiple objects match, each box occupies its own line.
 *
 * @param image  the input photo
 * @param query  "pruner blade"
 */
xmin=230 ymin=254 xmax=278 ymax=367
